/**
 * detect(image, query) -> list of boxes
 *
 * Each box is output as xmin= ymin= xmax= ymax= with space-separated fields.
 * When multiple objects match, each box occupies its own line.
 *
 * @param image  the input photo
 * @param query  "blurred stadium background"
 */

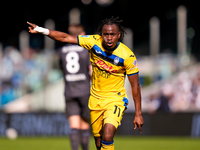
xmin=1 ymin=0 xmax=200 ymax=148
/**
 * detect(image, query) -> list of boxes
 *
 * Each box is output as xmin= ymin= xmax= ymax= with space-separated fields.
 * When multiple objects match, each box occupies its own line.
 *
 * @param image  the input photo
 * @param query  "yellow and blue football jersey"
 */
xmin=77 ymin=35 xmax=139 ymax=99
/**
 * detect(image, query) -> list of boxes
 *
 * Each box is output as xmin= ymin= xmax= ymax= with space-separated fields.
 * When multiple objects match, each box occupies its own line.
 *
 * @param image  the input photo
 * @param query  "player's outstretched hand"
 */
xmin=27 ymin=22 xmax=38 ymax=34
xmin=133 ymin=115 xmax=144 ymax=133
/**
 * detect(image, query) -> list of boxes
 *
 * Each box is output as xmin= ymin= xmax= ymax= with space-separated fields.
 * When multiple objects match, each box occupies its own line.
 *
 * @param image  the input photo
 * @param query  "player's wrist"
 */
xmin=135 ymin=110 xmax=142 ymax=116
xmin=34 ymin=26 xmax=49 ymax=35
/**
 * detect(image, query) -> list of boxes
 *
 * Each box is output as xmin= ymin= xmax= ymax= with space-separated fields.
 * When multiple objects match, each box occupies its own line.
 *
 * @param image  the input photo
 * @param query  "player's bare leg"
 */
xmin=68 ymin=115 xmax=90 ymax=129
xmin=94 ymin=123 xmax=116 ymax=150
xmin=102 ymin=123 xmax=116 ymax=142
xmin=101 ymin=123 xmax=115 ymax=150
xmin=80 ymin=118 xmax=90 ymax=130
xmin=68 ymin=115 xmax=81 ymax=129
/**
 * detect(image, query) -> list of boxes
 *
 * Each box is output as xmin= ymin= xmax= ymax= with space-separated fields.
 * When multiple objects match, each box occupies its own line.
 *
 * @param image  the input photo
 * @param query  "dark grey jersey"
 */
xmin=59 ymin=44 xmax=91 ymax=97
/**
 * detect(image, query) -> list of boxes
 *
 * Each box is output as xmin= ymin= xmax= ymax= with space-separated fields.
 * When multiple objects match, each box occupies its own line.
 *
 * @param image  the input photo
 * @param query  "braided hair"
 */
xmin=97 ymin=16 xmax=126 ymax=41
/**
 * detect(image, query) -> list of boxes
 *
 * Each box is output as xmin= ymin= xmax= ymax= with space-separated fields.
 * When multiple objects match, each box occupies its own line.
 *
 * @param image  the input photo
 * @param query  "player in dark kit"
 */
xmin=58 ymin=24 xmax=92 ymax=150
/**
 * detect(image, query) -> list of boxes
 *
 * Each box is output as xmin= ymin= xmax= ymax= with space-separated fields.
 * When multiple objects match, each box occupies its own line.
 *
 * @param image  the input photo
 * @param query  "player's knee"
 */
xmin=102 ymin=123 xmax=116 ymax=142
xmin=102 ymin=133 xmax=113 ymax=142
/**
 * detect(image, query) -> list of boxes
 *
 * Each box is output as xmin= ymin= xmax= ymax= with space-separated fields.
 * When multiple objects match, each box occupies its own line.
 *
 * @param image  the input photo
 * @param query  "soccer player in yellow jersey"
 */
xmin=27 ymin=16 xmax=144 ymax=150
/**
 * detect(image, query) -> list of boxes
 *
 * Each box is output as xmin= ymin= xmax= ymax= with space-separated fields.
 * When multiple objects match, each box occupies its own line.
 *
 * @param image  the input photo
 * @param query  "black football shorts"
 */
xmin=65 ymin=94 xmax=90 ymax=122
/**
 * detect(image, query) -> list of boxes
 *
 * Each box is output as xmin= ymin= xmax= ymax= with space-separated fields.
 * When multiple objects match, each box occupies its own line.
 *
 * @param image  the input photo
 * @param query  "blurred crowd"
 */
xmin=143 ymin=69 xmax=200 ymax=113
xmin=0 ymin=46 xmax=62 ymax=108
xmin=1 ymin=46 xmax=200 ymax=113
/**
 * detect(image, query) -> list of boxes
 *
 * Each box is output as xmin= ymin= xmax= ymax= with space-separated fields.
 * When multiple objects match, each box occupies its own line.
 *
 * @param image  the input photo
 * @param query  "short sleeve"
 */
xmin=77 ymin=35 xmax=96 ymax=50
xmin=124 ymin=53 xmax=139 ymax=76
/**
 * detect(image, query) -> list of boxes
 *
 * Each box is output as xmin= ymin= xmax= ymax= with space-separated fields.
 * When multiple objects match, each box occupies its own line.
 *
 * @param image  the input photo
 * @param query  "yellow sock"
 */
xmin=101 ymin=140 xmax=114 ymax=150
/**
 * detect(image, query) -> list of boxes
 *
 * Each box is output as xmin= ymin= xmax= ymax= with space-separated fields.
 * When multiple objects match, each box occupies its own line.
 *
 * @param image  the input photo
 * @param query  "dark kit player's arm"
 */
xmin=27 ymin=22 xmax=77 ymax=44
xmin=128 ymin=74 xmax=144 ymax=133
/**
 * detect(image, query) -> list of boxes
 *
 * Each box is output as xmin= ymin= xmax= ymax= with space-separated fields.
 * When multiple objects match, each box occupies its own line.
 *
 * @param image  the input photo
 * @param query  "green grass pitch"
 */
xmin=0 ymin=136 xmax=200 ymax=150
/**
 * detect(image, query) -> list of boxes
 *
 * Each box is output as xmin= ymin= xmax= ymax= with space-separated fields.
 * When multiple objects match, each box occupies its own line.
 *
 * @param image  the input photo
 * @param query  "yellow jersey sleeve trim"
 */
xmin=127 ymin=72 xmax=139 ymax=76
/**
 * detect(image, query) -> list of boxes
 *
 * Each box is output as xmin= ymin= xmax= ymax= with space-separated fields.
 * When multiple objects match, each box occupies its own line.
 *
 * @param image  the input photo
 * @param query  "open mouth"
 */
xmin=107 ymin=42 xmax=113 ymax=47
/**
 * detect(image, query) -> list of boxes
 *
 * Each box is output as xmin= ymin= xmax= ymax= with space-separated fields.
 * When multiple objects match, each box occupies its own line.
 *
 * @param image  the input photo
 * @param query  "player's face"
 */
xmin=102 ymin=24 xmax=121 ymax=51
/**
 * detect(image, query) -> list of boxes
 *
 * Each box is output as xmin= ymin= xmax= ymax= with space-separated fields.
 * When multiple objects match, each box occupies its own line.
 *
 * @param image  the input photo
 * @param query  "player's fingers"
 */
xmin=28 ymin=27 xmax=33 ymax=32
xmin=27 ymin=21 xmax=32 ymax=26
xmin=28 ymin=27 xmax=38 ymax=33
xmin=27 ymin=21 xmax=34 ymax=26
xmin=138 ymin=124 xmax=142 ymax=133
xmin=27 ymin=22 xmax=36 ymax=28
xmin=134 ymin=123 xmax=137 ymax=130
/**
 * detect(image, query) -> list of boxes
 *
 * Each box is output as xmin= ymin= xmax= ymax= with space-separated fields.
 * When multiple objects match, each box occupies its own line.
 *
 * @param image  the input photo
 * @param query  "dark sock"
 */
xmin=69 ymin=128 xmax=80 ymax=150
xmin=80 ymin=129 xmax=90 ymax=150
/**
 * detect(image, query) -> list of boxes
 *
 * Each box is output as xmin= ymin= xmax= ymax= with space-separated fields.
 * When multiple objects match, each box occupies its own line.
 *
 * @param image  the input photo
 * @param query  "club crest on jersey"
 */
xmin=114 ymin=57 xmax=119 ymax=65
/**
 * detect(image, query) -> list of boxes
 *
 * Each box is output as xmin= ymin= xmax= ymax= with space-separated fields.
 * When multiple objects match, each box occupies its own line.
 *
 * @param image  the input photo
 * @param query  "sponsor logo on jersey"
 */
xmin=94 ymin=67 xmax=111 ymax=79
xmin=95 ymin=60 xmax=117 ymax=73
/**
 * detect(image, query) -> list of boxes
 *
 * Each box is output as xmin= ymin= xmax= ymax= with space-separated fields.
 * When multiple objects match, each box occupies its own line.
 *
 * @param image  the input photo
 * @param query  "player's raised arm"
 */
xmin=27 ymin=22 xmax=77 ymax=44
